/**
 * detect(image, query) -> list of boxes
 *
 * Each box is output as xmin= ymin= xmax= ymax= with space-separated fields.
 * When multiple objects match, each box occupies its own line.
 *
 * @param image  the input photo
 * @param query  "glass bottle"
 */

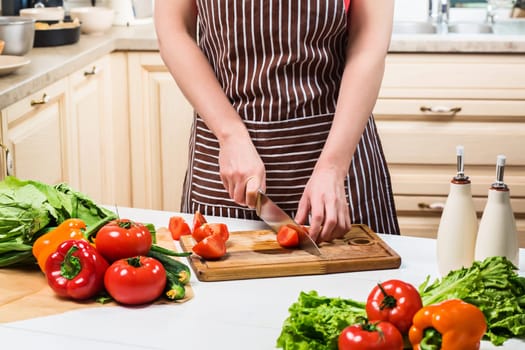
xmin=475 ymin=155 xmax=519 ymax=266
xmin=436 ymin=145 xmax=478 ymax=276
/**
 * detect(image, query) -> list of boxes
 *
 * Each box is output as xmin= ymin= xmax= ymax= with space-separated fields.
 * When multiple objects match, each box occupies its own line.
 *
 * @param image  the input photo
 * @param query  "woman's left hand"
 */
xmin=295 ymin=166 xmax=351 ymax=243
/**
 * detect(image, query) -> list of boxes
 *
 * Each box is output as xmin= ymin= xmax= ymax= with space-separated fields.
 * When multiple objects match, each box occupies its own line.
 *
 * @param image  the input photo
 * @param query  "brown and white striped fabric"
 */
xmin=181 ymin=0 xmax=400 ymax=234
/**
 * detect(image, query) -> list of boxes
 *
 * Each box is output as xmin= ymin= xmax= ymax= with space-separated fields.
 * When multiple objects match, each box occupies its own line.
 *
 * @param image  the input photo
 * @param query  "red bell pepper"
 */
xmin=45 ymin=239 xmax=109 ymax=300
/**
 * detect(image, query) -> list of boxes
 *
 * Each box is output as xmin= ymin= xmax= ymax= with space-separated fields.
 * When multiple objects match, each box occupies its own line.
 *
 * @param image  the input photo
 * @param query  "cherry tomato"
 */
xmin=338 ymin=320 xmax=404 ymax=350
xmin=168 ymin=216 xmax=191 ymax=240
xmin=104 ymin=256 xmax=166 ymax=305
xmin=276 ymin=225 xmax=300 ymax=248
xmin=192 ymin=211 xmax=207 ymax=232
xmin=192 ymin=233 xmax=227 ymax=260
xmin=192 ymin=223 xmax=229 ymax=243
xmin=366 ymin=279 xmax=423 ymax=334
xmin=95 ymin=219 xmax=152 ymax=262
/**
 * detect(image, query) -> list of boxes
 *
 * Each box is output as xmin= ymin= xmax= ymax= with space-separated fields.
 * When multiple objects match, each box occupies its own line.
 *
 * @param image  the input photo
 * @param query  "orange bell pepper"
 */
xmin=409 ymin=299 xmax=487 ymax=350
xmin=32 ymin=218 xmax=87 ymax=273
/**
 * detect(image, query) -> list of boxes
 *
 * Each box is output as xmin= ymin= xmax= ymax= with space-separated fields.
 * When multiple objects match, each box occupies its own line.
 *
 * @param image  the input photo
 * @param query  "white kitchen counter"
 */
xmin=0 ymin=206 xmax=524 ymax=350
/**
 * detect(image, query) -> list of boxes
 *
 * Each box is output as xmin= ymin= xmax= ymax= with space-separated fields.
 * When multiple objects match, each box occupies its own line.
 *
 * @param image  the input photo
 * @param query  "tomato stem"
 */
xmin=127 ymin=256 xmax=142 ymax=267
xmin=117 ymin=220 xmax=134 ymax=229
xmin=378 ymin=283 xmax=397 ymax=310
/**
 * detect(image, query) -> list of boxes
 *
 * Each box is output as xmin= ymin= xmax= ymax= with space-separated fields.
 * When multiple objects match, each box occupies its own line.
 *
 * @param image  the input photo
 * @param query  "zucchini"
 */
xmin=147 ymin=249 xmax=191 ymax=284
xmin=165 ymin=270 xmax=186 ymax=300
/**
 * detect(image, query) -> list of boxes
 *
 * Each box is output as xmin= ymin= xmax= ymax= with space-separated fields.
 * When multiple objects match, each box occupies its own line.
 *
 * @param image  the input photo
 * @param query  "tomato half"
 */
xmin=192 ymin=223 xmax=229 ymax=243
xmin=192 ymin=233 xmax=227 ymax=260
xmin=168 ymin=216 xmax=191 ymax=240
xmin=276 ymin=225 xmax=300 ymax=248
xmin=104 ymin=256 xmax=166 ymax=305
xmin=95 ymin=219 xmax=152 ymax=263
xmin=192 ymin=211 xmax=207 ymax=232
xmin=366 ymin=279 xmax=423 ymax=334
xmin=338 ymin=320 xmax=404 ymax=350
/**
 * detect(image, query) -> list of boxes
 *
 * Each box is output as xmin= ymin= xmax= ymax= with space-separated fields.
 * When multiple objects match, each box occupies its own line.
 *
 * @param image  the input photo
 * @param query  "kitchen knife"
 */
xmin=255 ymin=190 xmax=322 ymax=256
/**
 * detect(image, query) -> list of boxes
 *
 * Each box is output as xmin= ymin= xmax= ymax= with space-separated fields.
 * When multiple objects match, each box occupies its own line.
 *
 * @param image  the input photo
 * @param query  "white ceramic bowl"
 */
xmin=69 ymin=7 xmax=115 ymax=35
xmin=20 ymin=7 xmax=65 ymax=21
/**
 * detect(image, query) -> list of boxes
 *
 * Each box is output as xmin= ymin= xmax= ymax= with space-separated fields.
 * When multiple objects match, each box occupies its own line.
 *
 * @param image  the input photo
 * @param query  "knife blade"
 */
xmin=255 ymin=190 xmax=322 ymax=256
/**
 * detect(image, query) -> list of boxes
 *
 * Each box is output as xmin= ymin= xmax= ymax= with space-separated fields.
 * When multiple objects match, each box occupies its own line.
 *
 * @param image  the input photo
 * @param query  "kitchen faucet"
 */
xmin=486 ymin=2 xmax=496 ymax=25
xmin=436 ymin=0 xmax=449 ymax=33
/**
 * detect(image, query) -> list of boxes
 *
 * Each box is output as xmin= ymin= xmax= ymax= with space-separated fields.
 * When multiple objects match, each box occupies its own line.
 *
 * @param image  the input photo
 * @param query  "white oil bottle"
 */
xmin=475 ymin=155 xmax=519 ymax=266
xmin=436 ymin=145 xmax=479 ymax=276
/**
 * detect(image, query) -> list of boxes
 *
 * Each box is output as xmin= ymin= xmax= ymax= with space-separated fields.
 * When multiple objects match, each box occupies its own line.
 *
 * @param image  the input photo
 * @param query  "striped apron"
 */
xmin=181 ymin=0 xmax=400 ymax=235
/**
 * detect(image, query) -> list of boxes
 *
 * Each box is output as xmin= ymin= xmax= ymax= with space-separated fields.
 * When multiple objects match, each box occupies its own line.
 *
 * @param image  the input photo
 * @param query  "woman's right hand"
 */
xmin=218 ymin=135 xmax=265 ymax=208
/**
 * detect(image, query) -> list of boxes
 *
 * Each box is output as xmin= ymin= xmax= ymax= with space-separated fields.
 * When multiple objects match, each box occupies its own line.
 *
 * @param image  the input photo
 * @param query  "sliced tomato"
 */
xmin=192 ymin=211 xmax=207 ymax=232
xmin=168 ymin=216 xmax=191 ymax=240
xmin=192 ymin=233 xmax=227 ymax=260
xmin=192 ymin=223 xmax=229 ymax=243
xmin=277 ymin=225 xmax=300 ymax=248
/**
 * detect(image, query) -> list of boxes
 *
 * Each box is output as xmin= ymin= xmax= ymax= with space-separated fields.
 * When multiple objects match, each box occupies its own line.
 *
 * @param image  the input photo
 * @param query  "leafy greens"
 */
xmin=0 ymin=176 xmax=117 ymax=267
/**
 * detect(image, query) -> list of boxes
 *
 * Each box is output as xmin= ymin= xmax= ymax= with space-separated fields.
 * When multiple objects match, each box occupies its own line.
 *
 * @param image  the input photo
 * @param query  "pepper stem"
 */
xmin=60 ymin=246 xmax=82 ymax=280
xmin=419 ymin=328 xmax=442 ymax=350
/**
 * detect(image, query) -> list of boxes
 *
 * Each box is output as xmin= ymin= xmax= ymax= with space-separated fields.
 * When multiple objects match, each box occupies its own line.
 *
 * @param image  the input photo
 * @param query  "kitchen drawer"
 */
xmin=381 ymin=54 xmax=525 ymax=100
xmin=374 ymin=99 xmax=525 ymax=122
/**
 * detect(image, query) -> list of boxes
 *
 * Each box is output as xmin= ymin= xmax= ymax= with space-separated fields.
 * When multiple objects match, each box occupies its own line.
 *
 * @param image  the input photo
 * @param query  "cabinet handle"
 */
xmin=420 ymin=106 xmax=462 ymax=115
xmin=30 ymin=93 xmax=49 ymax=106
xmin=84 ymin=66 xmax=98 ymax=76
xmin=0 ymin=143 xmax=13 ymax=176
xmin=418 ymin=202 xmax=445 ymax=210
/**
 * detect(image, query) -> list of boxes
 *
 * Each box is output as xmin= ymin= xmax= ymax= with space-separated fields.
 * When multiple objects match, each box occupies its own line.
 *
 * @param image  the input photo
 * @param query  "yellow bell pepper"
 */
xmin=32 ymin=218 xmax=87 ymax=273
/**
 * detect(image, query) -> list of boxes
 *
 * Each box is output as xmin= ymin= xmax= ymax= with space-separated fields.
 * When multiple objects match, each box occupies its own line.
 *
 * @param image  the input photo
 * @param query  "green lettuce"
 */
xmin=276 ymin=291 xmax=366 ymax=350
xmin=0 ymin=176 xmax=117 ymax=267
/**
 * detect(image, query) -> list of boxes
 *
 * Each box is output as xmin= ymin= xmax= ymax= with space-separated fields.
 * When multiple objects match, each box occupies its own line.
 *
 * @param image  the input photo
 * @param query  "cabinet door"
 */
xmin=127 ymin=52 xmax=194 ymax=211
xmin=1 ymin=79 xmax=69 ymax=185
xmin=67 ymin=53 xmax=131 ymax=207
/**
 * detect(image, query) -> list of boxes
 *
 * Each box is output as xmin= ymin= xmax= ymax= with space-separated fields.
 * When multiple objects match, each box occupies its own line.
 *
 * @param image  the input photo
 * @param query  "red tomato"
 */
xmin=338 ymin=320 xmax=403 ymax=350
xmin=168 ymin=216 xmax=191 ymax=240
xmin=192 ymin=233 xmax=226 ymax=260
xmin=192 ymin=223 xmax=229 ymax=243
xmin=277 ymin=225 xmax=300 ymax=248
xmin=104 ymin=256 xmax=166 ymax=305
xmin=95 ymin=219 xmax=153 ymax=263
xmin=366 ymin=279 xmax=423 ymax=334
xmin=192 ymin=211 xmax=207 ymax=232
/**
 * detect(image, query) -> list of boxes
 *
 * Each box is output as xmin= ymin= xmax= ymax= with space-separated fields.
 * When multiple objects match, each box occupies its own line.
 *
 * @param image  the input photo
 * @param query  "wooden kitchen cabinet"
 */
xmin=0 ymin=53 xmax=131 ymax=208
xmin=374 ymin=53 xmax=525 ymax=247
xmin=127 ymin=52 xmax=194 ymax=212
xmin=1 ymin=78 xmax=70 ymax=185
xmin=67 ymin=53 xmax=131 ymax=207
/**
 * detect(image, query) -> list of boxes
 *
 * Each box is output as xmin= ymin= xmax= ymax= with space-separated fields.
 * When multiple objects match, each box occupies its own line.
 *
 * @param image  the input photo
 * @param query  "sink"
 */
xmin=392 ymin=21 xmax=437 ymax=34
xmin=492 ymin=19 xmax=525 ymax=35
xmin=447 ymin=22 xmax=493 ymax=34
xmin=392 ymin=19 xmax=525 ymax=36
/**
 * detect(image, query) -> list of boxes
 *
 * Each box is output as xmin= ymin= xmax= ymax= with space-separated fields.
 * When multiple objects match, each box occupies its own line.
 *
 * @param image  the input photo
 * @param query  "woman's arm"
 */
xmin=296 ymin=0 xmax=395 ymax=241
xmin=154 ymin=0 xmax=265 ymax=206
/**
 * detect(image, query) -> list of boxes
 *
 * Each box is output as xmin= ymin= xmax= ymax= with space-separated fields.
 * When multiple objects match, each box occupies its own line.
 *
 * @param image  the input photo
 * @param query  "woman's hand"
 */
xmin=295 ymin=166 xmax=351 ymax=243
xmin=218 ymin=135 xmax=265 ymax=208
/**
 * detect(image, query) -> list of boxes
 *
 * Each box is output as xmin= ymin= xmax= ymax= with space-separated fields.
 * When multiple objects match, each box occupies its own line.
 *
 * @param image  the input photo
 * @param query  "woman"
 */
xmin=154 ymin=0 xmax=399 ymax=242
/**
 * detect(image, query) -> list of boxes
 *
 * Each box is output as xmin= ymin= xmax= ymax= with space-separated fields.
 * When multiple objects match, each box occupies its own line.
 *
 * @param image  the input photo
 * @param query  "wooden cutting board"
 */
xmin=180 ymin=224 xmax=401 ymax=281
